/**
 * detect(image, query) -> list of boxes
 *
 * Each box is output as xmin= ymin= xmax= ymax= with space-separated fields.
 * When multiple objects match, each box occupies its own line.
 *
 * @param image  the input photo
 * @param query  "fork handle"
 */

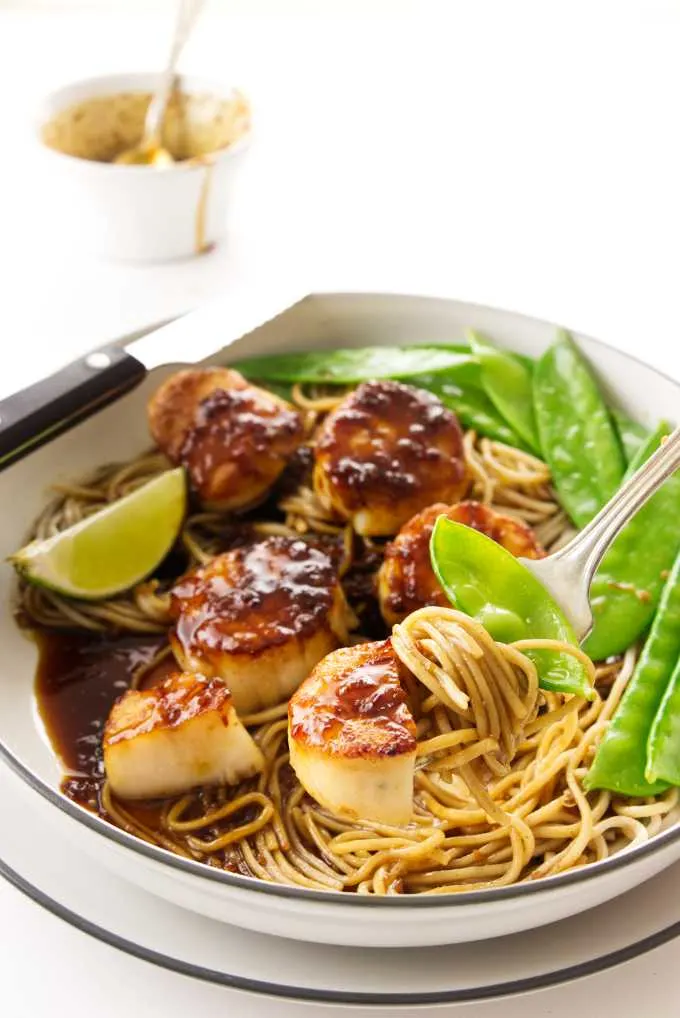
xmin=550 ymin=426 xmax=680 ymax=585
xmin=145 ymin=0 xmax=206 ymax=145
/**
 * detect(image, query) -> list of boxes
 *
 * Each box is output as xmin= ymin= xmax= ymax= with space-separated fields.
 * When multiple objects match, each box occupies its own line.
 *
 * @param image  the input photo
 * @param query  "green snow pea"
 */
xmin=233 ymin=346 xmax=474 ymax=384
xmin=585 ymin=547 xmax=680 ymax=796
xmin=583 ymin=422 xmax=680 ymax=661
xmin=514 ymin=352 xmax=537 ymax=373
xmin=430 ymin=517 xmax=594 ymax=698
xmin=412 ymin=371 xmax=526 ymax=448
xmin=611 ymin=410 xmax=649 ymax=466
xmin=622 ymin=421 xmax=670 ymax=481
xmin=533 ymin=331 xmax=625 ymax=527
xmin=467 ymin=331 xmax=540 ymax=452
xmin=647 ymin=657 xmax=680 ymax=786
xmin=254 ymin=379 xmax=294 ymax=402
xmin=253 ymin=346 xmax=527 ymax=447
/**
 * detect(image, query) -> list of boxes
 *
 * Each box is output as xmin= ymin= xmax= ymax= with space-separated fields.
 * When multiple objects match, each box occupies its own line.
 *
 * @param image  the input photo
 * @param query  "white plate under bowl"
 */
xmin=1 ymin=291 xmax=679 ymax=948
xmin=1 ymin=760 xmax=679 ymax=1009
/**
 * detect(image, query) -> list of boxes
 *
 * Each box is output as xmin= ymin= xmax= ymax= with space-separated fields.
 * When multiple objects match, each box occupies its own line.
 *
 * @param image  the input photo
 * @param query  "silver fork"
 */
xmin=144 ymin=0 xmax=206 ymax=152
xmin=521 ymin=426 xmax=680 ymax=641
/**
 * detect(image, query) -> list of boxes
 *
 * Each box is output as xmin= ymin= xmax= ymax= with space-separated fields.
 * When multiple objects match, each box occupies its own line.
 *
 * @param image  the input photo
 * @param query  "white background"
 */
xmin=1 ymin=1 xmax=680 ymax=1015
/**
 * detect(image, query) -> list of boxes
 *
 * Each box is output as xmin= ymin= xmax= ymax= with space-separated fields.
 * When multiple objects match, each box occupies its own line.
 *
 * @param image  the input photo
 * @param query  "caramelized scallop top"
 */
xmin=289 ymin=640 xmax=416 ymax=759
xmin=313 ymin=381 xmax=469 ymax=535
xmin=451 ymin=501 xmax=546 ymax=558
xmin=148 ymin=367 xmax=303 ymax=509
xmin=378 ymin=500 xmax=545 ymax=625
xmin=171 ymin=537 xmax=340 ymax=659
xmin=104 ymin=672 xmax=231 ymax=746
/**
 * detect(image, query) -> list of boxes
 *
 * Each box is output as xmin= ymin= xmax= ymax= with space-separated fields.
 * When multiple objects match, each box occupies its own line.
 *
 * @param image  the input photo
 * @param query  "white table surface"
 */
xmin=1 ymin=2 xmax=680 ymax=1015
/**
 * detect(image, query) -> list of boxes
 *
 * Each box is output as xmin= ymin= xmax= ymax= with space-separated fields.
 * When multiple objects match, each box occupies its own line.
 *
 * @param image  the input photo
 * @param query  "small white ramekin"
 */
xmin=35 ymin=72 xmax=251 ymax=263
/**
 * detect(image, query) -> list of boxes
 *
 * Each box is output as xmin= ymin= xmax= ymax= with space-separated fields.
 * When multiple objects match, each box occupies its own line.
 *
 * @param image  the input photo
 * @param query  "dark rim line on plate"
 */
xmin=2 ymin=851 xmax=680 ymax=1006
xmin=3 ymin=299 xmax=680 ymax=907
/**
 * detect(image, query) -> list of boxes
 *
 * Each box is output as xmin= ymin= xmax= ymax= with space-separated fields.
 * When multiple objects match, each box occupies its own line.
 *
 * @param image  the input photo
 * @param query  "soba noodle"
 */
xmin=96 ymin=613 xmax=677 ymax=894
xmin=18 ymin=381 xmax=676 ymax=894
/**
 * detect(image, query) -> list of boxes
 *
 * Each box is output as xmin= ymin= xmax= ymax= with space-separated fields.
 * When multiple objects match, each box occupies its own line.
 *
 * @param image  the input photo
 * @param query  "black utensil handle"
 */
xmin=0 ymin=344 xmax=147 ymax=471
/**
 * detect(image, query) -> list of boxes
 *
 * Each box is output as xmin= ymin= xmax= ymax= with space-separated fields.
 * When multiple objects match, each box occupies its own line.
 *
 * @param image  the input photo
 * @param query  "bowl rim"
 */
xmin=34 ymin=71 xmax=251 ymax=173
xmin=3 ymin=291 xmax=680 ymax=910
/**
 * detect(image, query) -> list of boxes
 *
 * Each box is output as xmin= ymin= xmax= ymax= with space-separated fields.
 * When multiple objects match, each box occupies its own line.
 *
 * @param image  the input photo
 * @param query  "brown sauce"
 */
xmin=194 ymin=160 xmax=215 ymax=255
xmin=35 ymin=631 xmax=170 ymax=811
xmin=341 ymin=542 xmax=386 ymax=639
xmin=32 ymin=530 xmax=389 ymax=823
xmin=33 ymin=629 xmax=294 ymax=863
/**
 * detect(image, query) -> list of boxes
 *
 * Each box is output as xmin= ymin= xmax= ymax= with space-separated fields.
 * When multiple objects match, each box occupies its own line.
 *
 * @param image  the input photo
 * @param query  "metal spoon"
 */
xmin=521 ymin=426 xmax=680 ymax=641
xmin=114 ymin=0 xmax=205 ymax=166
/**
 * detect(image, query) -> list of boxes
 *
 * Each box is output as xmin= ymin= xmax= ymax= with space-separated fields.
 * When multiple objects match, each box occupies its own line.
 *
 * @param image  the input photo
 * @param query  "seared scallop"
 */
xmin=288 ymin=640 xmax=417 ymax=825
xmin=103 ymin=671 xmax=264 ymax=800
xmin=148 ymin=367 xmax=303 ymax=510
xmin=170 ymin=536 xmax=354 ymax=714
xmin=313 ymin=380 xmax=469 ymax=536
xmin=378 ymin=500 xmax=545 ymax=626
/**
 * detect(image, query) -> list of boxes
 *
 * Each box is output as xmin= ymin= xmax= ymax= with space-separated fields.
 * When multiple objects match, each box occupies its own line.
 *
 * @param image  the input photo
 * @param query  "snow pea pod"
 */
xmin=467 ymin=331 xmax=540 ymax=452
xmin=583 ymin=422 xmax=680 ymax=661
xmin=611 ymin=410 xmax=648 ymax=466
xmin=621 ymin=421 xmax=670 ymax=481
xmin=533 ymin=331 xmax=625 ymax=527
xmin=256 ymin=356 xmax=526 ymax=447
xmin=515 ymin=352 xmax=536 ymax=372
xmin=233 ymin=346 xmax=475 ymax=384
xmin=254 ymin=379 xmax=294 ymax=402
xmin=412 ymin=371 xmax=526 ymax=448
xmin=430 ymin=517 xmax=594 ymax=698
xmin=584 ymin=547 xmax=680 ymax=796
xmin=647 ymin=657 xmax=680 ymax=785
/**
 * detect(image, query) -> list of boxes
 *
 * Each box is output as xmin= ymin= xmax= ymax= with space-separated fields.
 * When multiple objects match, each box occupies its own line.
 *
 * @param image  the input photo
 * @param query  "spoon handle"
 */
xmin=145 ymin=0 xmax=206 ymax=146
xmin=549 ymin=425 xmax=680 ymax=585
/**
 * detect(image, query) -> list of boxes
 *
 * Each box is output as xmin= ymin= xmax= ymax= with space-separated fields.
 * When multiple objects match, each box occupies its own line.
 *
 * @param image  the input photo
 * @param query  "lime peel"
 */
xmin=11 ymin=468 xmax=186 ymax=600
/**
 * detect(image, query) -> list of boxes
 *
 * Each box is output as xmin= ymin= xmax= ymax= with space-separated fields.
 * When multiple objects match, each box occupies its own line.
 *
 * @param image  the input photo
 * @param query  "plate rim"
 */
xmin=3 ymin=291 xmax=680 ymax=912
xmin=2 ymin=850 xmax=680 ymax=1007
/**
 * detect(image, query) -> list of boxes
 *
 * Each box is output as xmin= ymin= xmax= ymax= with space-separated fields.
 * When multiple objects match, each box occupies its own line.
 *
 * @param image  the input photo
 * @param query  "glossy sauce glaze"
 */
xmin=104 ymin=672 xmax=232 ymax=746
xmin=171 ymin=536 xmax=341 ymax=658
xmin=179 ymin=386 xmax=302 ymax=502
xmin=445 ymin=500 xmax=546 ymax=557
xmin=379 ymin=502 xmax=453 ymax=621
xmin=315 ymin=380 xmax=469 ymax=511
xmin=289 ymin=639 xmax=417 ymax=758
xmin=379 ymin=500 xmax=545 ymax=624
xmin=147 ymin=367 xmax=303 ymax=506
xmin=35 ymin=631 xmax=170 ymax=810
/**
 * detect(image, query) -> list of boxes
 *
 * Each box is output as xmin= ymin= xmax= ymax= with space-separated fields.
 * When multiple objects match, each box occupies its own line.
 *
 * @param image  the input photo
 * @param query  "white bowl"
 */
xmin=1 ymin=292 xmax=679 ymax=948
xmin=34 ymin=72 xmax=250 ymax=263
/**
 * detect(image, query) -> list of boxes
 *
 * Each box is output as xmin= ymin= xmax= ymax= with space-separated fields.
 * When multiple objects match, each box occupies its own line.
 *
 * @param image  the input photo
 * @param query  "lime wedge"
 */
xmin=11 ymin=468 xmax=186 ymax=600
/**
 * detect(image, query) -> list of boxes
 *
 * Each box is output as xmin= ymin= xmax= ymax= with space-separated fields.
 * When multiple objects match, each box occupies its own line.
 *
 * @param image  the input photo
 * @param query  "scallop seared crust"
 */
xmin=378 ymin=500 xmax=545 ymax=627
xmin=313 ymin=380 xmax=470 ymax=536
xmin=170 ymin=537 xmax=353 ymax=714
xmin=148 ymin=367 xmax=303 ymax=510
xmin=288 ymin=640 xmax=417 ymax=824
xmin=103 ymin=671 xmax=264 ymax=800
